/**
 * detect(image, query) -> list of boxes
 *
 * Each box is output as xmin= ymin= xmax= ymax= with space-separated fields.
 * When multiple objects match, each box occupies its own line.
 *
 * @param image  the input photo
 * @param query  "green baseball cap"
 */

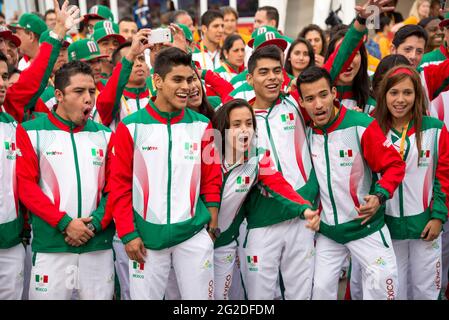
xmin=84 ymin=5 xmax=114 ymax=22
xmin=250 ymin=25 xmax=278 ymax=41
xmin=92 ymin=20 xmax=126 ymax=44
xmin=177 ymin=23 xmax=193 ymax=43
xmin=0 ymin=25 xmax=21 ymax=47
xmin=13 ymin=13 xmax=47 ymax=36
xmin=68 ymin=39 xmax=109 ymax=62
xmin=39 ymin=30 xmax=73 ymax=48
xmin=440 ymin=12 xmax=449 ymax=28
xmin=251 ymin=31 xmax=288 ymax=51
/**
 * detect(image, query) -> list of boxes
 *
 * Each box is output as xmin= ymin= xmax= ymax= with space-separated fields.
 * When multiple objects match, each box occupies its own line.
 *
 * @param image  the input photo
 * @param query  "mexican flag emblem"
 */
xmin=237 ymin=176 xmax=250 ymax=185
xmin=133 ymin=261 xmax=144 ymax=271
xmin=339 ymin=149 xmax=353 ymax=158
xmin=281 ymin=113 xmax=294 ymax=123
xmin=420 ymin=150 xmax=430 ymax=158
xmin=247 ymin=256 xmax=258 ymax=264
xmin=4 ymin=141 xmax=16 ymax=151
xmin=91 ymin=148 xmax=104 ymax=158
xmin=184 ymin=142 xmax=198 ymax=154
xmin=35 ymin=274 xmax=48 ymax=284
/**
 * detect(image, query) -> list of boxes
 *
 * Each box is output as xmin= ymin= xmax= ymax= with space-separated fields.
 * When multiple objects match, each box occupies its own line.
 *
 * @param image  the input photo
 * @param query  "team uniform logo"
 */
xmin=375 ymin=257 xmax=387 ymax=267
xmin=4 ymin=141 xmax=21 ymax=160
xmin=35 ymin=274 xmax=49 ymax=292
xmin=280 ymin=113 xmax=296 ymax=131
xmin=247 ymin=256 xmax=259 ymax=272
xmin=235 ymin=175 xmax=251 ymax=193
xmin=141 ymin=145 xmax=158 ymax=151
xmin=419 ymin=149 xmax=431 ymax=167
xmin=132 ymin=261 xmax=145 ymax=279
xmin=91 ymin=148 xmax=105 ymax=166
xmin=339 ymin=149 xmax=354 ymax=167
xmin=202 ymin=259 xmax=213 ymax=270
xmin=184 ymin=142 xmax=199 ymax=160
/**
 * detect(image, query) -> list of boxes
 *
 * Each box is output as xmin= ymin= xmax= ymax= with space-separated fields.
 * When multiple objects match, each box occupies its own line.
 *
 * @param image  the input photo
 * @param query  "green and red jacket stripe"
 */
xmin=384 ymin=117 xmax=449 ymax=240
xmin=96 ymin=57 xmax=150 ymax=128
xmin=214 ymin=61 xmax=246 ymax=83
xmin=215 ymin=148 xmax=312 ymax=248
xmin=306 ymin=106 xmax=405 ymax=244
xmin=109 ymin=100 xmax=222 ymax=250
xmin=418 ymin=45 xmax=448 ymax=70
xmin=16 ymin=112 xmax=115 ymax=253
xmin=420 ymin=57 xmax=449 ymax=102
xmin=0 ymin=111 xmax=24 ymax=249
xmin=4 ymin=36 xmax=62 ymax=123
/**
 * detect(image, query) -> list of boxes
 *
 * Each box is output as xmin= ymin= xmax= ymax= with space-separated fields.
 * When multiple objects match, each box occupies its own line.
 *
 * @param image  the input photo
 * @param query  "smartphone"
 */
xmin=148 ymin=28 xmax=172 ymax=44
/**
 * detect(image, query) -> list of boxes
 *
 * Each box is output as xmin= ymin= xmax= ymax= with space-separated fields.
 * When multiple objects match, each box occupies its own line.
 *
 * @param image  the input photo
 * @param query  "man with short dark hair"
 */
xmin=17 ymin=60 xmax=115 ymax=300
xmin=110 ymin=47 xmax=222 ymax=300
xmin=391 ymin=24 xmax=428 ymax=68
xmin=44 ymin=9 xmax=57 ymax=30
xmin=119 ymin=17 xmax=138 ymax=42
xmin=254 ymin=6 xmax=279 ymax=29
xmin=297 ymin=66 xmax=405 ymax=300
xmin=192 ymin=10 xmax=224 ymax=70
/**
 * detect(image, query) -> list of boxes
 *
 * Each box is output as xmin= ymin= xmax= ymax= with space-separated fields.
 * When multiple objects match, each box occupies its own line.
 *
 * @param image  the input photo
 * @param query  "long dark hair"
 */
xmin=284 ymin=37 xmax=315 ymax=76
xmin=375 ymin=65 xmax=427 ymax=161
xmin=220 ymin=34 xmax=244 ymax=62
xmin=298 ymin=24 xmax=328 ymax=56
xmin=326 ymin=26 xmax=370 ymax=109
xmin=212 ymin=98 xmax=257 ymax=158
xmin=191 ymin=68 xmax=216 ymax=120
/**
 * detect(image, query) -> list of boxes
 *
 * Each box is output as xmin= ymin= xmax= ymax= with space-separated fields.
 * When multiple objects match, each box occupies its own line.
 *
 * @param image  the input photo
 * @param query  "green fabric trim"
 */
xmin=230 ymin=70 xmax=248 ymax=85
xmin=431 ymin=177 xmax=449 ymax=223
xmin=166 ymin=118 xmax=173 ymax=225
xmin=69 ymin=130 xmax=82 ymax=218
xmin=31 ymin=213 xmax=114 ymax=253
xmin=204 ymin=202 xmax=220 ymax=208
xmin=379 ymin=228 xmax=390 ymax=248
xmin=0 ymin=216 xmax=24 ymax=249
xmin=335 ymin=109 xmax=374 ymax=131
xmin=324 ymin=133 xmax=339 ymax=225
xmin=134 ymin=198 xmax=211 ymax=250
xmin=385 ymin=209 xmax=444 ymax=240
xmin=121 ymin=231 xmax=139 ymax=244
xmin=201 ymin=69 xmax=207 ymax=79
xmin=319 ymin=210 xmax=384 ymax=244
xmin=374 ymin=185 xmax=390 ymax=200
xmin=296 ymin=168 xmax=320 ymax=207
xmin=111 ymin=57 xmax=134 ymax=121
xmin=0 ymin=112 xmax=16 ymax=123
xmin=91 ymin=193 xmax=108 ymax=232
xmin=421 ymin=116 xmax=444 ymax=131
xmin=56 ymin=214 xmax=72 ymax=232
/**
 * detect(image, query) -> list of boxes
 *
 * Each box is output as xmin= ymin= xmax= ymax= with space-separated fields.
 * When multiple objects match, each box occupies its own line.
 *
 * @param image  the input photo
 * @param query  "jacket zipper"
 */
xmin=324 ymin=132 xmax=339 ymax=225
xmin=166 ymin=116 xmax=173 ymax=228
xmin=70 ymin=125 xmax=82 ymax=218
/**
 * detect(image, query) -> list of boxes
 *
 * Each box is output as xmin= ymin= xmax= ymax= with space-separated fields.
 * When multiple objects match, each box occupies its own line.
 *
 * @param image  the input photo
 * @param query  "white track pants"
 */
xmin=113 ymin=234 xmax=130 ymax=300
xmin=442 ymin=221 xmax=449 ymax=298
xmin=214 ymin=241 xmax=238 ymax=300
xmin=243 ymin=217 xmax=315 ymax=300
xmin=130 ymin=229 xmax=214 ymax=300
xmin=29 ymin=249 xmax=114 ymax=300
xmin=393 ymin=235 xmax=442 ymax=300
xmin=0 ymin=244 xmax=25 ymax=299
xmin=313 ymin=225 xmax=398 ymax=300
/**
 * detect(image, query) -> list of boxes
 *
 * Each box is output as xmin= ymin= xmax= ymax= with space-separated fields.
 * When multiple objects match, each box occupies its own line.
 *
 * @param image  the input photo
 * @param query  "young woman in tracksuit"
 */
xmin=211 ymin=99 xmax=320 ymax=300
xmin=375 ymin=65 xmax=449 ymax=299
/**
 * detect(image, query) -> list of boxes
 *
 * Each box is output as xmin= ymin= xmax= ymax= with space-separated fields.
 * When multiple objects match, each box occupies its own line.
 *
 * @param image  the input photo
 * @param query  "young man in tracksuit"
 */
xmin=110 ymin=47 xmax=222 ymax=300
xmin=0 ymin=52 xmax=25 ymax=300
xmin=240 ymin=44 xmax=316 ymax=300
xmin=16 ymin=60 xmax=115 ymax=300
xmin=297 ymin=66 xmax=405 ymax=300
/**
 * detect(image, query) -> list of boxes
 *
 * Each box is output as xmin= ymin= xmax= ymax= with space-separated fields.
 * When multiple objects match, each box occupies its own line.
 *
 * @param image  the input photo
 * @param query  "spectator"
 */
xmin=299 ymin=24 xmax=327 ymax=67
xmin=119 ymin=17 xmax=138 ymax=42
xmin=44 ymin=9 xmax=56 ymax=30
